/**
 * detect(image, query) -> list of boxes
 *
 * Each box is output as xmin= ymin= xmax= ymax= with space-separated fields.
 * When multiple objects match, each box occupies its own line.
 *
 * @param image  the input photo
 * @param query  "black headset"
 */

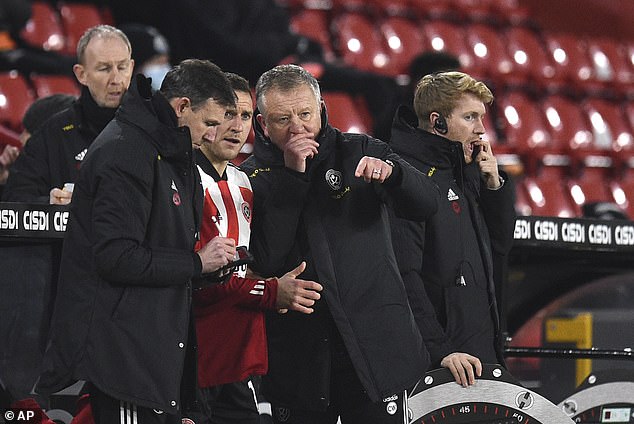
xmin=433 ymin=115 xmax=448 ymax=134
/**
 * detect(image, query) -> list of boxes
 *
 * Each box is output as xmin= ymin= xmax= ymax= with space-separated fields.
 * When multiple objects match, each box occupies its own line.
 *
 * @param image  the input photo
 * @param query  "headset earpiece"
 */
xmin=434 ymin=116 xmax=448 ymax=135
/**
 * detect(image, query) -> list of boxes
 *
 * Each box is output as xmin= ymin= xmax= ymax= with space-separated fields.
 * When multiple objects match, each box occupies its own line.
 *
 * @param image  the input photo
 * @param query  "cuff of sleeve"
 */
xmin=192 ymin=252 xmax=203 ymax=277
xmin=263 ymin=278 xmax=279 ymax=310
xmin=487 ymin=176 xmax=505 ymax=191
xmin=384 ymin=161 xmax=402 ymax=187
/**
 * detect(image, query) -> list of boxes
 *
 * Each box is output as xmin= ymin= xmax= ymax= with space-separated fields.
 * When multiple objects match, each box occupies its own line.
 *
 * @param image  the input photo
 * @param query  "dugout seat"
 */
xmin=19 ymin=1 xmax=66 ymax=52
xmin=0 ymin=71 xmax=36 ymax=132
xmin=30 ymin=74 xmax=80 ymax=98
xmin=331 ymin=12 xmax=392 ymax=75
xmin=58 ymin=3 xmax=106 ymax=56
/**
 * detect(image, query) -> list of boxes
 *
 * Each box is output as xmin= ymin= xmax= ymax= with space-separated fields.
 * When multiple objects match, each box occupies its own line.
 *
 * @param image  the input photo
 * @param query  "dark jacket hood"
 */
xmin=116 ymin=74 xmax=190 ymax=163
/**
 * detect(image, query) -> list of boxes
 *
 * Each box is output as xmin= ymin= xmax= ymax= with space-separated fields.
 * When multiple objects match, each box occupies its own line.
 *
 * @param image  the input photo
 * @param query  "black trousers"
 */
xmin=269 ymin=347 xmax=407 ymax=424
xmin=184 ymin=378 xmax=260 ymax=424
xmin=89 ymin=385 xmax=181 ymax=424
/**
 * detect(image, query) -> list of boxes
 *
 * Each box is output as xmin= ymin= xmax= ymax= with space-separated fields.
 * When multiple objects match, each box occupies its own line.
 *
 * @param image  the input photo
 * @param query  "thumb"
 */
xmin=286 ymin=261 xmax=306 ymax=278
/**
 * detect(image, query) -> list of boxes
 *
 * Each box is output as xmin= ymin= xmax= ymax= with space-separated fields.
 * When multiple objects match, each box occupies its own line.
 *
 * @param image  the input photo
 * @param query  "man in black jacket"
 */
xmin=240 ymin=64 xmax=440 ymax=423
xmin=389 ymin=71 xmax=516 ymax=387
xmin=3 ymin=24 xmax=133 ymax=204
xmin=37 ymin=60 xmax=240 ymax=424
xmin=0 ymin=25 xmax=132 ymax=405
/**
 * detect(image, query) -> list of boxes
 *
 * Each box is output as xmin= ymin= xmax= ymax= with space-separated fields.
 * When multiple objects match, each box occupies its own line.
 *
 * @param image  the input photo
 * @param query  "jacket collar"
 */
xmin=76 ymin=86 xmax=117 ymax=137
xmin=116 ymin=74 xmax=191 ymax=162
xmin=390 ymin=105 xmax=466 ymax=170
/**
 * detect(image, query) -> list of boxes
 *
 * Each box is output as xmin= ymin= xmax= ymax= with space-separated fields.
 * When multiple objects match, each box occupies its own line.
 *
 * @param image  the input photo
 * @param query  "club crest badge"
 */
xmin=242 ymin=201 xmax=251 ymax=223
xmin=325 ymin=169 xmax=343 ymax=191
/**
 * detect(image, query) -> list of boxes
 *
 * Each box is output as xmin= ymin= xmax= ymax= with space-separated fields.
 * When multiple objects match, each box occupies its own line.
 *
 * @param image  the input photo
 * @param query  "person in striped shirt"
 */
xmin=187 ymin=73 xmax=322 ymax=424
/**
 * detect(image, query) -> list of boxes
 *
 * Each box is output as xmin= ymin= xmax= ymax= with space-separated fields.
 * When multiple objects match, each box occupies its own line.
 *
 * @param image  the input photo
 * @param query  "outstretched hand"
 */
xmin=354 ymin=156 xmax=393 ymax=183
xmin=276 ymin=261 xmax=323 ymax=314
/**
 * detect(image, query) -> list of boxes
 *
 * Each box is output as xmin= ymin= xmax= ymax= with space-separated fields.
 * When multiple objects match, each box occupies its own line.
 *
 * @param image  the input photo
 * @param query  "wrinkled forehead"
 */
xmin=261 ymin=84 xmax=319 ymax=111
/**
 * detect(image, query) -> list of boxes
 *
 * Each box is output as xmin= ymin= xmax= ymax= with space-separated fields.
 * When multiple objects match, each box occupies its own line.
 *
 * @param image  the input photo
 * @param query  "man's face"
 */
xmin=444 ymin=93 xmax=487 ymax=164
xmin=201 ymin=90 xmax=253 ymax=163
xmin=259 ymin=84 xmax=321 ymax=150
xmin=73 ymin=36 xmax=134 ymax=108
xmin=178 ymin=98 xmax=230 ymax=151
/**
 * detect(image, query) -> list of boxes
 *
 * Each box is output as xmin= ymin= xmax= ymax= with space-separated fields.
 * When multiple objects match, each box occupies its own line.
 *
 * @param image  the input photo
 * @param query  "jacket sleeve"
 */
xmin=364 ymin=137 xmax=440 ymax=221
xmin=193 ymin=276 xmax=278 ymax=316
xmin=90 ymin=143 xmax=198 ymax=287
xmin=248 ymin=167 xmax=310 ymax=277
xmin=2 ymin=130 xmax=52 ymax=203
xmin=388 ymin=208 xmax=454 ymax=366
xmin=479 ymin=170 xmax=516 ymax=258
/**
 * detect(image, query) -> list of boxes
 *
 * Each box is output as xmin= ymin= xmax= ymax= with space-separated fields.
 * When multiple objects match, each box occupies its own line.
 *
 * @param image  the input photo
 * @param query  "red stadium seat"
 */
xmin=408 ymin=0 xmax=458 ymax=21
xmin=331 ymin=12 xmax=393 ymax=75
xmin=497 ymin=91 xmax=553 ymax=161
xmin=488 ymin=0 xmax=531 ymax=26
xmin=452 ymin=0 xmax=497 ymax=24
xmin=378 ymin=16 xmax=425 ymax=76
xmin=19 ymin=1 xmax=66 ymax=52
xmin=567 ymin=162 xmax=617 ymax=217
xmin=611 ymin=158 xmax=634 ymax=218
xmin=514 ymin=177 xmax=534 ymax=216
xmin=58 ymin=3 xmax=106 ymax=56
xmin=541 ymin=94 xmax=593 ymax=154
xmin=581 ymin=98 xmax=633 ymax=154
xmin=626 ymin=101 xmax=634 ymax=135
xmin=322 ymin=92 xmax=370 ymax=134
xmin=504 ymin=27 xmax=556 ymax=88
xmin=420 ymin=20 xmax=474 ymax=73
xmin=523 ymin=164 xmax=576 ymax=218
xmin=586 ymin=37 xmax=632 ymax=92
xmin=367 ymin=0 xmax=414 ymax=17
xmin=464 ymin=23 xmax=514 ymax=83
xmin=543 ymin=32 xmax=595 ymax=94
xmin=290 ymin=9 xmax=335 ymax=61
xmin=30 ymin=74 xmax=80 ymax=98
xmin=0 ymin=71 xmax=36 ymax=132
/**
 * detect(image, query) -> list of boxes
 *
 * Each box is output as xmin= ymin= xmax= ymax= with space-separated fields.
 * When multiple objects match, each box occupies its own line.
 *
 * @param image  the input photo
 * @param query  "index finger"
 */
xmin=298 ymin=280 xmax=323 ymax=292
xmin=354 ymin=157 xmax=369 ymax=177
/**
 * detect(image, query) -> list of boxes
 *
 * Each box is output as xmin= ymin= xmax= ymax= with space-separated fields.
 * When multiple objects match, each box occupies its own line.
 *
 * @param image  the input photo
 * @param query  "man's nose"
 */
xmin=231 ymin=116 xmax=243 ymax=133
xmin=110 ymin=68 xmax=124 ymax=84
xmin=475 ymin=118 xmax=486 ymax=134
xmin=289 ymin=116 xmax=304 ymax=133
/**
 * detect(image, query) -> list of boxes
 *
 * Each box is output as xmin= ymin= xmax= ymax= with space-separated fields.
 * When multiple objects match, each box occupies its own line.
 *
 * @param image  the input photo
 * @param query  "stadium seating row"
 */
xmin=289 ymin=9 xmax=633 ymax=97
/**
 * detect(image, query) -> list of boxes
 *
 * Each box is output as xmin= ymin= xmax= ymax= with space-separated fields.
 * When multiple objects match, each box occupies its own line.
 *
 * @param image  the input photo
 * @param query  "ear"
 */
xmin=169 ymin=97 xmax=191 ymax=118
xmin=256 ymin=114 xmax=269 ymax=138
xmin=429 ymin=111 xmax=440 ymax=129
xmin=73 ymin=64 xmax=87 ymax=86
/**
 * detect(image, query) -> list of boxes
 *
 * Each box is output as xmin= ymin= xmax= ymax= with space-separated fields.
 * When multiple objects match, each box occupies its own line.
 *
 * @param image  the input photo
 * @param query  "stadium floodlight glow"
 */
xmin=473 ymin=42 xmax=488 ymax=58
xmin=388 ymin=35 xmax=402 ymax=51
xmin=514 ymin=50 xmax=528 ymax=65
xmin=431 ymin=37 xmax=445 ymax=51
xmin=373 ymin=53 xmax=388 ymax=68
xmin=504 ymin=105 xmax=520 ymax=127
xmin=347 ymin=38 xmax=361 ymax=53
xmin=553 ymin=48 xmax=567 ymax=64
xmin=570 ymin=184 xmax=585 ymax=205
xmin=545 ymin=107 xmax=562 ymax=128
